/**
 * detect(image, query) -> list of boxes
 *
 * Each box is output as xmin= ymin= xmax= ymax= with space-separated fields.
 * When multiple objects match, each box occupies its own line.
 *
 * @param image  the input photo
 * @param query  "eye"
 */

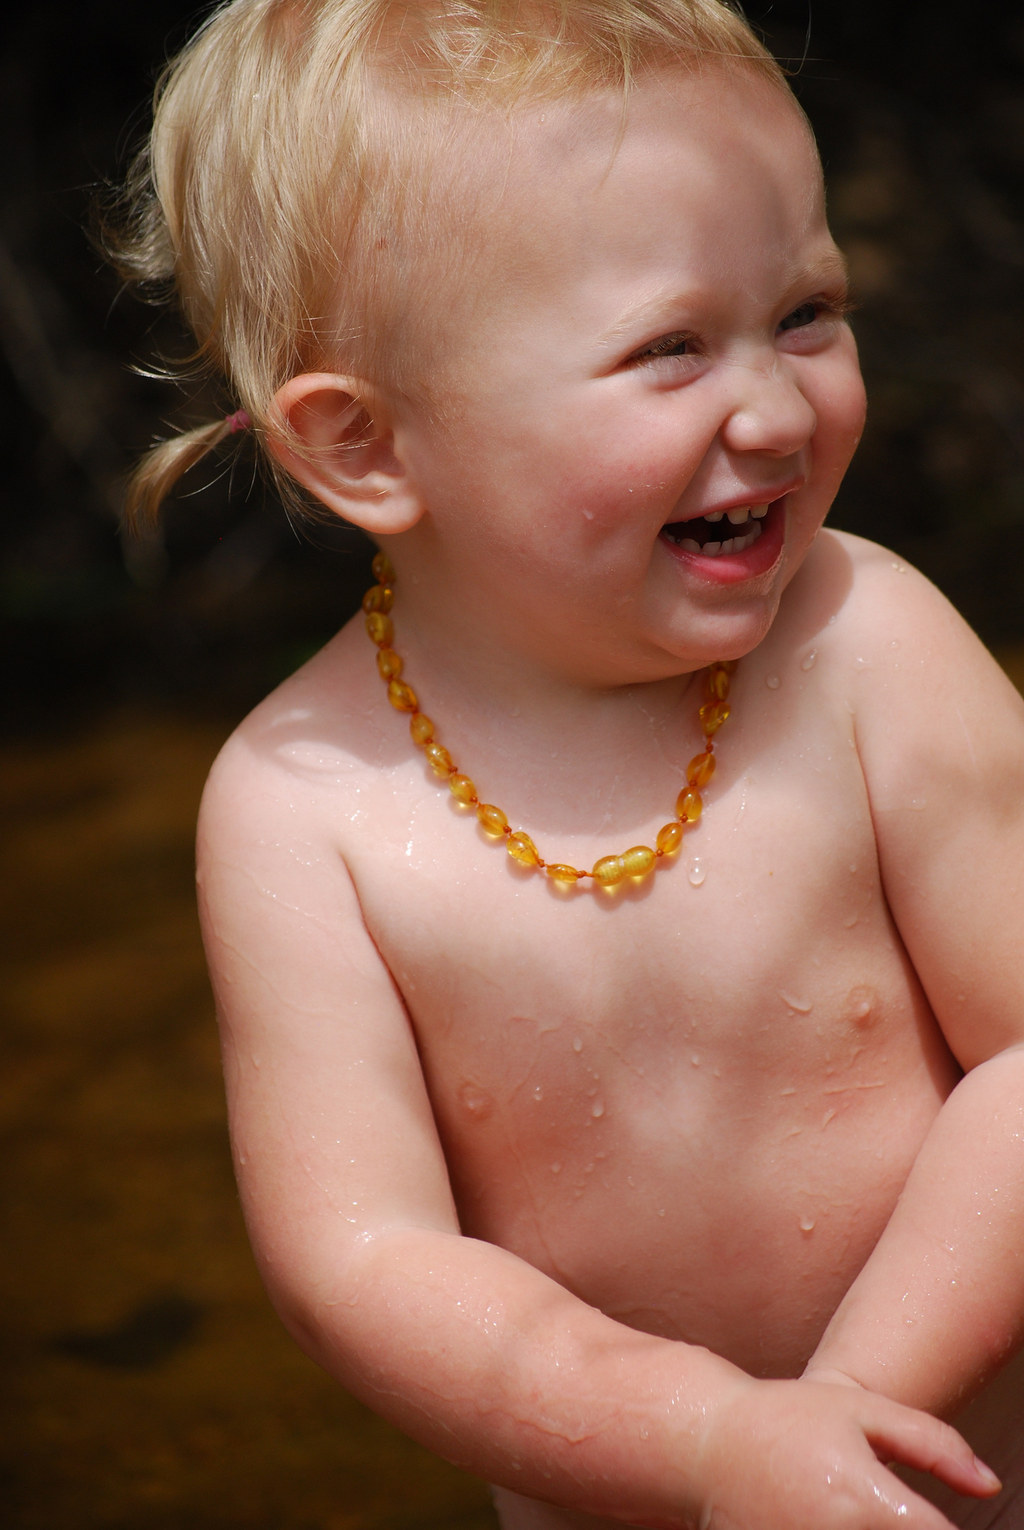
xmin=626 ymin=331 xmax=699 ymax=368
xmin=778 ymin=294 xmax=855 ymax=334
xmin=778 ymin=300 xmax=822 ymax=333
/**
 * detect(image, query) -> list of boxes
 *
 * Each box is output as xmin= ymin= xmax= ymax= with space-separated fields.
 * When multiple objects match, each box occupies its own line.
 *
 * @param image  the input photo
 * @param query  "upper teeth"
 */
xmin=705 ymin=505 xmax=769 ymax=526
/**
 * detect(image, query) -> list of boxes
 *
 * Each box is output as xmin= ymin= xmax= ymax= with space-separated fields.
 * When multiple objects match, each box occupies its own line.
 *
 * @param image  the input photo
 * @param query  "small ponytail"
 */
xmin=124 ymin=410 xmax=252 ymax=531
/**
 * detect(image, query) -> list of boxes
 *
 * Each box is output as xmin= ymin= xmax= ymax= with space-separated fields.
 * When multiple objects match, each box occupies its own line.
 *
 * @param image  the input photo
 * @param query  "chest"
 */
xmin=353 ymin=724 xmax=923 ymax=1130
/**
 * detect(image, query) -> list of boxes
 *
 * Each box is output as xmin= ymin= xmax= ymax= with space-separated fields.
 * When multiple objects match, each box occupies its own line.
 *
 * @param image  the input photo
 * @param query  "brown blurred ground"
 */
xmin=0 ymin=708 xmax=498 ymax=1529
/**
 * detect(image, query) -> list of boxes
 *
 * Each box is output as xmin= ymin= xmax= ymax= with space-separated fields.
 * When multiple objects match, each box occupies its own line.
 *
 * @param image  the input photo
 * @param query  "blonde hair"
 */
xmin=109 ymin=0 xmax=787 ymax=526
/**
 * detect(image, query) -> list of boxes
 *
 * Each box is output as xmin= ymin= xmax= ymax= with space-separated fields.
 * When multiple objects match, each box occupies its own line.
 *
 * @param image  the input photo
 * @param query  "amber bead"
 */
xmin=656 ymin=821 xmax=684 ymax=856
xmin=362 ymin=584 xmax=394 ymax=615
xmin=366 ymin=611 xmax=393 ymax=646
xmin=706 ymin=666 xmax=731 ymax=701
xmin=546 ymin=863 xmax=583 ymax=883
xmin=699 ymin=700 xmax=731 ymax=735
xmin=449 ymin=773 xmax=477 ymax=804
xmin=676 ymin=788 xmax=703 ymax=824
xmin=592 ymin=854 xmax=627 ymax=887
xmin=621 ymin=845 xmax=656 ymax=878
xmin=508 ymin=831 xmax=541 ymax=868
xmin=377 ymin=647 xmax=403 ymax=681
xmin=409 ymin=713 xmax=435 ymax=745
xmin=477 ymin=803 xmax=508 ymax=836
xmin=425 ymin=742 xmax=454 ymax=776
xmin=687 ymin=751 xmax=716 ymax=788
xmin=388 ymin=679 xmax=418 ymax=712
xmin=372 ymin=551 xmax=395 ymax=584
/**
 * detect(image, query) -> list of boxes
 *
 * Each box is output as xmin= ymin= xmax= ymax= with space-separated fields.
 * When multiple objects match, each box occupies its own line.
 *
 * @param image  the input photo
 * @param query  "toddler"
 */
xmin=113 ymin=2 xmax=1024 ymax=1526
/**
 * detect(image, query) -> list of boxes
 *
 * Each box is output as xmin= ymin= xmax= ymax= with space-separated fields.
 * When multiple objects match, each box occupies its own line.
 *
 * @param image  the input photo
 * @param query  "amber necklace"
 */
xmin=364 ymin=551 xmax=735 ymax=890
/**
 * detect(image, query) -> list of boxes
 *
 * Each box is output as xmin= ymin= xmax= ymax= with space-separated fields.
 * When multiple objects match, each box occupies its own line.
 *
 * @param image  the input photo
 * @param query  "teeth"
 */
xmin=752 ymin=504 xmax=769 ymax=519
xmin=700 ymin=524 xmax=763 ymax=557
xmin=726 ymin=506 xmax=751 ymax=526
xmin=704 ymin=511 xmax=724 ymax=523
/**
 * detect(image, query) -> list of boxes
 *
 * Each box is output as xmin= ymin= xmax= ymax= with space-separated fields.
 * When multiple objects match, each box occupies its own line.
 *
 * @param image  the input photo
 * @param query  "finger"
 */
xmin=866 ymin=1406 xmax=1002 ymax=1500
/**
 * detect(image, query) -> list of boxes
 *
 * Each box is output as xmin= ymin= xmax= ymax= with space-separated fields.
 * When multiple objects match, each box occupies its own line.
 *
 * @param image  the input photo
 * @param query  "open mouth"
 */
xmin=661 ymin=502 xmax=771 ymax=558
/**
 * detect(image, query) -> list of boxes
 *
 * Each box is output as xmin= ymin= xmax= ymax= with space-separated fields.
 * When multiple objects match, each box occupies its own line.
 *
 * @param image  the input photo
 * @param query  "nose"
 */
xmin=719 ymin=358 xmax=817 ymax=459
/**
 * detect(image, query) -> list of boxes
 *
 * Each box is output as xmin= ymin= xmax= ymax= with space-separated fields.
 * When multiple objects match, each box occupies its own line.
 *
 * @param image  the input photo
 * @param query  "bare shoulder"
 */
xmin=197 ymin=616 xmax=384 ymax=858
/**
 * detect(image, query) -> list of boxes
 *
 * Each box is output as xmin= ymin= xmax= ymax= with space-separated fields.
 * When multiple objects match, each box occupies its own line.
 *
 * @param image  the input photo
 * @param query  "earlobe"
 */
xmin=267 ymin=373 xmax=424 ymax=533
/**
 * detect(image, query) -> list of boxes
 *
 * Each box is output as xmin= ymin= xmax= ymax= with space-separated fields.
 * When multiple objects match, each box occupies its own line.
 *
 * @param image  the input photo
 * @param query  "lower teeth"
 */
xmin=667 ymin=521 xmax=764 ymax=557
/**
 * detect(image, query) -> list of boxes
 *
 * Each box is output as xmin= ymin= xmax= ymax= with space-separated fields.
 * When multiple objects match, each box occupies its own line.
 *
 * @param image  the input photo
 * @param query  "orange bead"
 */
xmin=362 ymin=584 xmax=394 ymax=614
xmin=388 ymin=679 xmax=418 ymax=712
xmin=686 ymin=751 xmax=716 ymax=789
xmin=705 ymin=665 xmax=731 ymax=701
xmin=449 ymin=773 xmax=477 ymax=804
xmin=365 ymin=611 xmax=393 ymax=646
xmin=476 ymin=803 xmax=508 ymax=836
xmin=621 ymin=845 xmax=656 ymax=878
xmin=372 ymin=552 xmax=395 ymax=584
xmin=656 ymin=821 xmax=684 ymax=855
xmin=546 ymin=863 xmax=583 ymax=883
xmin=377 ymin=647 xmax=403 ymax=680
xmin=425 ymin=742 xmax=454 ymax=776
xmin=409 ymin=713 xmax=435 ymax=745
xmin=592 ymin=854 xmax=627 ymax=887
xmin=508 ymin=831 xmax=541 ymax=868
xmin=676 ymin=788 xmax=703 ymax=824
xmin=699 ymin=700 xmax=731 ymax=735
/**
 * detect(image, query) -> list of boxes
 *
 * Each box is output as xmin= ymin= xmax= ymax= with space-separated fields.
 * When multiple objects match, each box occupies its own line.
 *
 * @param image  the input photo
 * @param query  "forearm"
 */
xmin=806 ymin=1044 xmax=1024 ymax=1415
xmin=273 ymin=1225 xmax=740 ymax=1529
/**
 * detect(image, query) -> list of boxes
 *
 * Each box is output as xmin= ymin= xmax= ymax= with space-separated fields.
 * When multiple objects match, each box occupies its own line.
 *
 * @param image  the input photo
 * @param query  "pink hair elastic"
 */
xmin=225 ymin=409 xmax=251 ymax=434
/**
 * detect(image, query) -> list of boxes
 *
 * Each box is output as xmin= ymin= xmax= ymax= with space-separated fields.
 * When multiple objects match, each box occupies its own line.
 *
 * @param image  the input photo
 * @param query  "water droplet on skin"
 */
xmin=591 ymin=1099 xmax=605 ymax=1119
xmin=533 ymin=1086 xmax=544 ymax=1102
xmin=799 ymin=1215 xmax=816 ymax=1233
xmin=845 ymin=986 xmax=876 ymax=1027
xmin=780 ymin=991 xmax=814 ymax=1014
xmin=801 ymin=650 xmax=817 ymax=671
xmin=766 ymin=674 xmax=781 ymax=689
xmin=892 ymin=561 xmax=907 ymax=574
xmin=550 ymin=1162 xmax=562 ymax=1174
xmin=688 ymin=858 xmax=706 ymax=887
xmin=690 ymin=1054 xmax=701 ymax=1068
xmin=458 ymin=1083 xmax=493 ymax=1119
xmin=572 ymin=1037 xmax=583 ymax=1053
xmin=639 ymin=1426 xmax=650 ymax=1440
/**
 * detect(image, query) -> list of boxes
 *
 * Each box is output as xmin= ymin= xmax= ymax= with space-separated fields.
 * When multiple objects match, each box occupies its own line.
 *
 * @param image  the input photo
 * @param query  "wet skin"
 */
xmin=201 ymin=64 xmax=1024 ymax=1530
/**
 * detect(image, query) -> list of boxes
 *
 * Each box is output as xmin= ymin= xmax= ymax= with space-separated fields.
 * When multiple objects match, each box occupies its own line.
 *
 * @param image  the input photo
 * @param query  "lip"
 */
xmin=658 ymin=493 xmax=790 ymax=582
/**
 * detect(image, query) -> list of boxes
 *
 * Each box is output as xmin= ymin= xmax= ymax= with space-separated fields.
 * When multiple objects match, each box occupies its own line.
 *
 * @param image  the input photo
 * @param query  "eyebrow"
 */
xmin=596 ymin=250 xmax=852 ymax=352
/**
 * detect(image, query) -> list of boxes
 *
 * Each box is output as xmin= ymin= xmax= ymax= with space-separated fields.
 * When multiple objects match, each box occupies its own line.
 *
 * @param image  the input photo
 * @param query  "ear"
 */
xmin=267 ymin=372 xmax=424 ymax=533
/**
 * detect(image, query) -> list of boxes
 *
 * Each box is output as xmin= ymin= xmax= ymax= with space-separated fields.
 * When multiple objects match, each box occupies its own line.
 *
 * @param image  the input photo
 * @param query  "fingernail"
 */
xmin=974 ymin=1455 xmax=1002 ymax=1492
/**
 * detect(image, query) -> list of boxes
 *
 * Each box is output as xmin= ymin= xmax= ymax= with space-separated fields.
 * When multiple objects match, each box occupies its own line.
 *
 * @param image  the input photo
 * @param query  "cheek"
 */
xmin=821 ymin=344 xmax=868 ymax=458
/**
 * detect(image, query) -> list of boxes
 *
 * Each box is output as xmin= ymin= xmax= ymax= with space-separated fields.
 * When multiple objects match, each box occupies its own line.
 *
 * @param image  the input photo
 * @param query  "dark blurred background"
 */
xmin=2 ymin=4 xmax=1023 ymax=1527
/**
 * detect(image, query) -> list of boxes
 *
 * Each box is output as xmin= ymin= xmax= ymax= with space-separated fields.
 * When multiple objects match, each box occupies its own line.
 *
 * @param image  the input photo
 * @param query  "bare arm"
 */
xmin=196 ymin=690 xmax=995 ymax=1530
xmin=806 ymin=542 xmax=1024 ymax=1415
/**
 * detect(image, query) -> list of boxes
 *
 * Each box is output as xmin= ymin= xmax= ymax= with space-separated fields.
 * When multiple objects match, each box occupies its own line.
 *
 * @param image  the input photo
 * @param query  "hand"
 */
xmin=689 ymin=1373 xmax=1000 ymax=1530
